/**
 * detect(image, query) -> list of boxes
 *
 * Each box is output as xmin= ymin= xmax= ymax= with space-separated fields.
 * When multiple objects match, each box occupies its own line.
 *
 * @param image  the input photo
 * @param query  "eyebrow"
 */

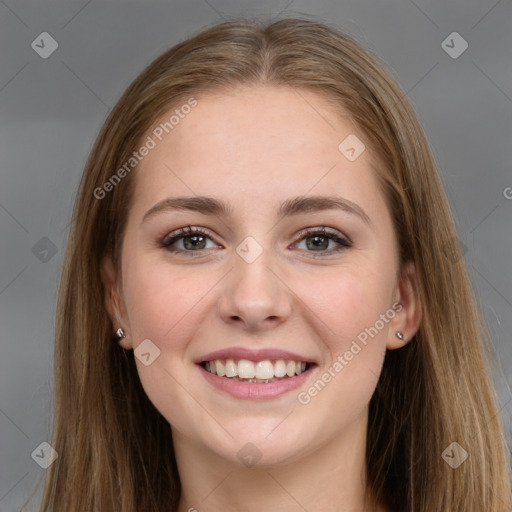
xmin=141 ymin=195 xmax=372 ymax=226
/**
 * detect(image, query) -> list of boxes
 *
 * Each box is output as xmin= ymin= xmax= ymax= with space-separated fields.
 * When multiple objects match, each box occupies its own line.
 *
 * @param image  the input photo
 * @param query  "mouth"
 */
xmin=194 ymin=347 xmax=318 ymax=399
xmin=200 ymin=358 xmax=314 ymax=383
xmin=196 ymin=355 xmax=317 ymax=400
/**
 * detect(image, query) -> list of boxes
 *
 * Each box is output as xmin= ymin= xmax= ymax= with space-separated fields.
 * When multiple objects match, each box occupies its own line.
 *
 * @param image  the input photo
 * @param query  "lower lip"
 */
xmin=198 ymin=364 xmax=314 ymax=400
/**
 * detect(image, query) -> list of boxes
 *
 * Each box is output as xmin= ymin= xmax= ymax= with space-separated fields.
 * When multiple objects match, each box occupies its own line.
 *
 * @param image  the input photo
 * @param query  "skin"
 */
xmin=102 ymin=85 xmax=421 ymax=512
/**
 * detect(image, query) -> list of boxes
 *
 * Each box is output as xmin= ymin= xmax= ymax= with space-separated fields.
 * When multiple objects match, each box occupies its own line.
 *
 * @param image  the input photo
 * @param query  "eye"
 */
xmin=292 ymin=227 xmax=352 ymax=257
xmin=160 ymin=226 xmax=220 ymax=256
xmin=159 ymin=225 xmax=352 ymax=258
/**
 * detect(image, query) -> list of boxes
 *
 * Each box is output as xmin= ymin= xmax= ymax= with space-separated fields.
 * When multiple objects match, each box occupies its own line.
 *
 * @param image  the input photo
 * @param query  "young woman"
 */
xmin=29 ymin=17 xmax=511 ymax=512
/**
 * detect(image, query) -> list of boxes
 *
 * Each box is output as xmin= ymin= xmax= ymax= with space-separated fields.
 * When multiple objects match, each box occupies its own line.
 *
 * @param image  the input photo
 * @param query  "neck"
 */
xmin=173 ymin=411 xmax=386 ymax=512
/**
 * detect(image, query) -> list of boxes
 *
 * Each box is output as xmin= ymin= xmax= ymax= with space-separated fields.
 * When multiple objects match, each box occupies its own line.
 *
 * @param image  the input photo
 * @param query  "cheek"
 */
xmin=123 ymin=254 xmax=217 ymax=349
xmin=121 ymin=258 xmax=211 ymax=427
xmin=295 ymin=262 xmax=394 ymax=405
xmin=297 ymin=264 xmax=395 ymax=347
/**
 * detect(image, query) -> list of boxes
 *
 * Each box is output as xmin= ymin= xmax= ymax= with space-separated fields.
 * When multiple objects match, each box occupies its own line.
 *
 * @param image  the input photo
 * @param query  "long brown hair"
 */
xmin=27 ymin=17 xmax=511 ymax=511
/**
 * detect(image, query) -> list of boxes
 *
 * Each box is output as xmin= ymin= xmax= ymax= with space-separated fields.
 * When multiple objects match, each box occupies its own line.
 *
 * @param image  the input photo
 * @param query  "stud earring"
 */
xmin=396 ymin=331 xmax=405 ymax=340
xmin=116 ymin=327 xmax=125 ymax=339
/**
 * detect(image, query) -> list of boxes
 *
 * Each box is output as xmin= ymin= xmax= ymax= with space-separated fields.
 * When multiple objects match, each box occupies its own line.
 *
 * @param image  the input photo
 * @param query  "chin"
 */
xmin=200 ymin=423 xmax=312 ymax=467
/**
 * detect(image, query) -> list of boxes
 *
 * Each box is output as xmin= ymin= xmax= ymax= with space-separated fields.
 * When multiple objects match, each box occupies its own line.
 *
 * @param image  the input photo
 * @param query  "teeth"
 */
xmin=225 ymin=359 xmax=237 ymax=377
xmin=204 ymin=358 xmax=310 ymax=380
xmin=238 ymin=360 xmax=255 ymax=379
xmin=215 ymin=360 xmax=226 ymax=377
xmin=274 ymin=360 xmax=287 ymax=377
xmin=255 ymin=360 xmax=273 ymax=380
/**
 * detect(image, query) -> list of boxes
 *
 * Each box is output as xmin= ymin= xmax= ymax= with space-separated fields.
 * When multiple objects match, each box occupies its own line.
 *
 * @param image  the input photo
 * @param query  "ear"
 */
xmin=100 ymin=255 xmax=133 ymax=350
xmin=386 ymin=260 xmax=422 ymax=350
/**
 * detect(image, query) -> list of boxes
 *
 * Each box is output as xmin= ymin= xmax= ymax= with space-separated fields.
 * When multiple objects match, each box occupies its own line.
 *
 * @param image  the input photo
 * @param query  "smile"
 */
xmin=203 ymin=358 xmax=309 ymax=382
xmin=197 ymin=358 xmax=316 ymax=400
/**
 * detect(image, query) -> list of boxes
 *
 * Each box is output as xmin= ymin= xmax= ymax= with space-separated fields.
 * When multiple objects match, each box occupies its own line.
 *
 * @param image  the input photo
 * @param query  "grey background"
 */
xmin=0 ymin=1 xmax=511 ymax=510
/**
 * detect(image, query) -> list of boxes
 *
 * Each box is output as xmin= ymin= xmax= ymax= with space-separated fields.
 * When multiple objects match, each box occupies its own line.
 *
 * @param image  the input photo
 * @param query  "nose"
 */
xmin=217 ymin=245 xmax=293 ymax=332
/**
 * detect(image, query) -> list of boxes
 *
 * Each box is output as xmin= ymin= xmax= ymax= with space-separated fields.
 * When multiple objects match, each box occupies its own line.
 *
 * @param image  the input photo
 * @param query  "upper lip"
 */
xmin=195 ymin=347 xmax=316 ymax=364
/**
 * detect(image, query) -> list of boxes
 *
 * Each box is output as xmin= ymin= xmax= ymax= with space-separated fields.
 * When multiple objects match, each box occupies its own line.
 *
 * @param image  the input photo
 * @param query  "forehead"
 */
xmin=130 ymin=85 xmax=384 ymax=220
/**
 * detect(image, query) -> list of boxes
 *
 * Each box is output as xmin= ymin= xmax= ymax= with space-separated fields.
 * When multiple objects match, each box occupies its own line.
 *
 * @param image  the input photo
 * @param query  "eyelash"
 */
xmin=159 ymin=225 xmax=352 ymax=258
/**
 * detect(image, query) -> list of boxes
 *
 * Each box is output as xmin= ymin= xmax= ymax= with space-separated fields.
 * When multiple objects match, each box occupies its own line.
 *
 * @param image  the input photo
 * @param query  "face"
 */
xmin=102 ymin=85 xmax=420 ymax=467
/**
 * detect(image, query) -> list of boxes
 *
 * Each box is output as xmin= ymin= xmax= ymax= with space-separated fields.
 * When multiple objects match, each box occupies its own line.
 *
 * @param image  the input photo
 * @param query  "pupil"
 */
xmin=308 ymin=235 xmax=328 ymax=250
xmin=184 ymin=235 xmax=206 ymax=250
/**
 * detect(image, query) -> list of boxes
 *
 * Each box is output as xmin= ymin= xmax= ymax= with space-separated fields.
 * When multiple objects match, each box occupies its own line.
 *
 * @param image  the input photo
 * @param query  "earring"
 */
xmin=116 ymin=327 xmax=125 ymax=339
xmin=396 ymin=331 xmax=405 ymax=340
